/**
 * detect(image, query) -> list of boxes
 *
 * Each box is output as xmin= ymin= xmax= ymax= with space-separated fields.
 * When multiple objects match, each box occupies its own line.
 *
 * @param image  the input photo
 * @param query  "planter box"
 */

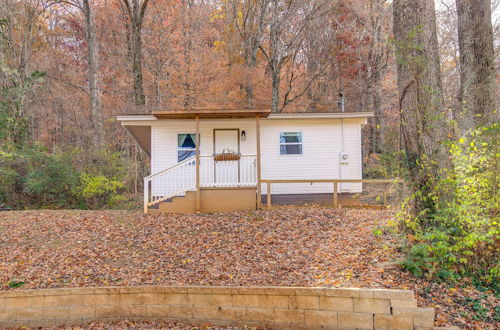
xmin=214 ymin=153 xmax=241 ymax=161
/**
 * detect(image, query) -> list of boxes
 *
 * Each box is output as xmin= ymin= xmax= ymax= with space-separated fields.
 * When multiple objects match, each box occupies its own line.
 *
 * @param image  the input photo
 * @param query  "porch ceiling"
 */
xmin=151 ymin=109 xmax=272 ymax=119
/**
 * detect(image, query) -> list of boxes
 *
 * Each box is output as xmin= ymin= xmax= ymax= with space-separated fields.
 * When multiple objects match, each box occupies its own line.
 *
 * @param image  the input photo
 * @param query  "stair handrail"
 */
xmin=144 ymin=156 xmax=196 ymax=181
xmin=143 ymin=155 xmax=197 ymax=211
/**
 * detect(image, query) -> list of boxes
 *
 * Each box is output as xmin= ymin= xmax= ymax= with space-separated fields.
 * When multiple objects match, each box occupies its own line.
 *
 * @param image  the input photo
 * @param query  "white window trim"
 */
xmin=279 ymin=132 xmax=303 ymax=156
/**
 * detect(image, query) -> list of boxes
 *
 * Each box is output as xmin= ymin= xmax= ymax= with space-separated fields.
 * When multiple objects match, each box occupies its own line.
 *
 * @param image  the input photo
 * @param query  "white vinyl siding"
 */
xmin=151 ymin=119 xmax=256 ymax=175
xmin=150 ymin=117 xmax=364 ymax=194
xmin=259 ymin=119 xmax=362 ymax=194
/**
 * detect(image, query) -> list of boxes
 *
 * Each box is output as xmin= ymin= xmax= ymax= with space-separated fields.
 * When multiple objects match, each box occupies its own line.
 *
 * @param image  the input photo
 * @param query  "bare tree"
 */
xmin=365 ymin=0 xmax=390 ymax=153
xmin=81 ymin=0 xmax=102 ymax=145
xmin=435 ymin=0 xmax=461 ymax=117
xmin=224 ymin=0 xmax=268 ymax=108
xmin=456 ymin=0 xmax=497 ymax=132
xmin=181 ymin=0 xmax=193 ymax=109
xmin=120 ymin=0 xmax=149 ymax=108
xmin=61 ymin=0 xmax=103 ymax=145
xmin=393 ymin=0 xmax=450 ymax=215
xmin=257 ymin=0 xmax=329 ymax=113
xmin=0 ymin=0 xmax=55 ymax=143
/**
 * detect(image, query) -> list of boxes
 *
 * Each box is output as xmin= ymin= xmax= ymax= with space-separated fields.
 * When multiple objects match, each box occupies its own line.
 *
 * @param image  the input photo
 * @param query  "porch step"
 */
xmin=153 ymin=191 xmax=197 ymax=214
xmin=147 ymin=187 xmax=258 ymax=214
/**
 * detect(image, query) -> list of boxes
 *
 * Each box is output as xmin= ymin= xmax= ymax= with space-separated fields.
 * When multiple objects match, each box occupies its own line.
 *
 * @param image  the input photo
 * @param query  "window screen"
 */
xmin=280 ymin=132 xmax=302 ymax=155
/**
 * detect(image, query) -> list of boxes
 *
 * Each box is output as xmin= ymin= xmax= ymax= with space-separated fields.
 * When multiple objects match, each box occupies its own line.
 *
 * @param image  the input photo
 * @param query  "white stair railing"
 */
xmin=143 ymin=154 xmax=258 ymax=212
xmin=143 ymin=156 xmax=196 ymax=210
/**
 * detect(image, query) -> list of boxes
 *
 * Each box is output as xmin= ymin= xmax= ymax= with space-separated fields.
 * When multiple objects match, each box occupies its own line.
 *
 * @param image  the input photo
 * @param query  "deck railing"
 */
xmin=144 ymin=154 xmax=257 ymax=211
xmin=260 ymin=178 xmax=401 ymax=209
xmin=200 ymin=154 xmax=257 ymax=188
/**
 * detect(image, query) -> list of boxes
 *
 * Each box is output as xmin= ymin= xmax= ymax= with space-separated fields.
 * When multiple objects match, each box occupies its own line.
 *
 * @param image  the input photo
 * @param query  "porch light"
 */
xmin=241 ymin=130 xmax=246 ymax=141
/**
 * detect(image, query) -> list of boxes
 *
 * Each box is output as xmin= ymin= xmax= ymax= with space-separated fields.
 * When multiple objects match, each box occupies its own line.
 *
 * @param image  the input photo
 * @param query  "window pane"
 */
xmin=280 ymin=144 xmax=302 ymax=155
xmin=178 ymin=150 xmax=196 ymax=162
xmin=178 ymin=134 xmax=196 ymax=149
xmin=280 ymin=132 xmax=302 ymax=143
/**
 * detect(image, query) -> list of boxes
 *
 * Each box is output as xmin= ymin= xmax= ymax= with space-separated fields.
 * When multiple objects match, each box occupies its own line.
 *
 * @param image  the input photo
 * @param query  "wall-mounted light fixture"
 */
xmin=241 ymin=130 xmax=246 ymax=141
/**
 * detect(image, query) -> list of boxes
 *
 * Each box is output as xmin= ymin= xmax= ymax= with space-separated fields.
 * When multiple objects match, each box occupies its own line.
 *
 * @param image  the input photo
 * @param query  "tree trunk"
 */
xmin=82 ymin=0 xmax=103 ymax=146
xmin=370 ymin=69 xmax=385 ymax=153
xmin=271 ymin=70 xmax=280 ymax=113
xmin=243 ymin=0 xmax=266 ymax=109
xmin=243 ymin=36 xmax=258 ymax=109
xmin=131 ymin=24 xmax=145 ymax=107
xmin=182 ymin=0 xmax=192 ymax=108
xmin=121 ymin=0 xmax=148 ymax=108
xmin=367 ymin=0 xmax=388 ymax=154
xmin=269 ymin=1 xmax=280 ymax=113
xmin=393 ymin=0 xmax=450 ymax=215
xmin=456 ymin=0 xmax=497 ymax=132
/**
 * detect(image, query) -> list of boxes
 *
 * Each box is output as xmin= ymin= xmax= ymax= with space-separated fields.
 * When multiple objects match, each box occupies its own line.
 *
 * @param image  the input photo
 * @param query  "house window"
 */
xmin=280 ymin=132 xmax=302 ymax=155
xmin=178 ymin=133 xmax=197 ymax=162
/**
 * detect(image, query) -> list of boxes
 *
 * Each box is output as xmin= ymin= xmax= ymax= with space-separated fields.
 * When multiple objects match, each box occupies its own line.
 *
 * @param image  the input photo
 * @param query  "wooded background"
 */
xmin=0 ymin=0 xmax=498 ymax=204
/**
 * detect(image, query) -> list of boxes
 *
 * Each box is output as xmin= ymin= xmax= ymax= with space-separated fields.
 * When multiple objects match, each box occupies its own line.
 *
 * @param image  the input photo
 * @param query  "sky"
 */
xmin=434 ymin=0 xmax=500 ymax=23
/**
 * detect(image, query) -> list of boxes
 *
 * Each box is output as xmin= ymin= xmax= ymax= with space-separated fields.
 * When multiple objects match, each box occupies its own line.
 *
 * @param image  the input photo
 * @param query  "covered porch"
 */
xmin=141 ymin=109 xmax=271 ymax=213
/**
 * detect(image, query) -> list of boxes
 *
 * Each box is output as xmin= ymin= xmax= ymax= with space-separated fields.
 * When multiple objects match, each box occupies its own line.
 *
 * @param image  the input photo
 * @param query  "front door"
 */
xmin=214 ymin=129 xmax=239 ymax=185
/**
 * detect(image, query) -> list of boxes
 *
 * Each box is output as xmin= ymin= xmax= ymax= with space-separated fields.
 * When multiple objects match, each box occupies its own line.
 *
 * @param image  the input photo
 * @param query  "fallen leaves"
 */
xmin=0 ymin=208 xmax=497 ymax=329
xmin=4 ymin=319 xmax=268 ymax=330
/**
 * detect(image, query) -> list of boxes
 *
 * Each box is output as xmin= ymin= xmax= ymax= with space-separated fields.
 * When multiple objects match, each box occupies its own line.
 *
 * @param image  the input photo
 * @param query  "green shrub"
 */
xmin=0 ymin=145 xmax=133 ymax=210
xmin=399 ymin=124 xmax=499 ymax=285
xmin=365 ymin=150 xmax=406 ymax=179
xmin=78 ymin=174 xmax=125 ymax=209
xmin=0 ymin=146 xmax=80 ymax=208
xmin=77 ymin=148 xmax=128 ymax=180
xmin=0 ymin=150 xmax=17 ymax=204
xmin=23 ymin=148 xmax=80 ymax=208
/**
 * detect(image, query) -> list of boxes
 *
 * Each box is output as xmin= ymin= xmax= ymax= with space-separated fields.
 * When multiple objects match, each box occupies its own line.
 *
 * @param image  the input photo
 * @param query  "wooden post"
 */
xmin=333 ymin=181 xmax=338 ymax=208
xmin=143 ymin=179 xmax=148 ymax=213
xmin=267 ymin=182 xmax=271 ymax=209
xmin=256 ymin=114 xmax=262 ymax=209
xmin=195 ymin=115 xmax=200 ymax=213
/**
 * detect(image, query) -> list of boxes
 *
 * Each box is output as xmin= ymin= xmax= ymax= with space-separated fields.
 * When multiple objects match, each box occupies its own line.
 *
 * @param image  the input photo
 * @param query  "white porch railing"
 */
xmin=200 ymin=154 xmax=257 ymax=187
xmin=144 ymin=154 xmax=257 ymax=211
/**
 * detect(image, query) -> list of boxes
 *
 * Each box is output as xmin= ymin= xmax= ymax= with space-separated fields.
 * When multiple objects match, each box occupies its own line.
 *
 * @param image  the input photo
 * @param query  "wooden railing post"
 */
xmin=143 ymin=179 xmax=148 ymax=213
xmin=333 ymin=181 xmax=338 ymax=208
xmin=256 ymin=115 xmax=262 ymax=209
xmin=267 ymin=182 xmax=271 ymax=209
xmin=195 ymin=115 xmax=200 ymax=213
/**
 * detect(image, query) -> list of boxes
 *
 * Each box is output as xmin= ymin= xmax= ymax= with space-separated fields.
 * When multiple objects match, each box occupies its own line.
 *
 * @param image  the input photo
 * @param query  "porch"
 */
xmin=143 ymin=109 xmax=268 ymax=213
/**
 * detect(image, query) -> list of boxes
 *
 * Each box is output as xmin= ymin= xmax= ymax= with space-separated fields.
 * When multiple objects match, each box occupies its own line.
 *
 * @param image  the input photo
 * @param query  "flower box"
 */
xmin=214 ymin=153 xmax=241 ymax=161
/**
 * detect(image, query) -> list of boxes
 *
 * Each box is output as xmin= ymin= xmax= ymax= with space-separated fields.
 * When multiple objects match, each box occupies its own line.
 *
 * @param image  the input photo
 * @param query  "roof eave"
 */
xmin=151 ymin=109 xmax=272 ymax=119
xmin=267 ymin=112 xmax=374 ymax=119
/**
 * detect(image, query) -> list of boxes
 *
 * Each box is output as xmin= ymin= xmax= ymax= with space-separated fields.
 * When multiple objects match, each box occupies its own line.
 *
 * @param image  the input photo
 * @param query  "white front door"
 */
xmin=214 ymin=129 xmax=239 ymax=185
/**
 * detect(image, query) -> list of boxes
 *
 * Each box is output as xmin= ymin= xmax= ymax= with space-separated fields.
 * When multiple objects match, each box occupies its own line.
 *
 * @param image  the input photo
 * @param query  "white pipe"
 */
xmin=340 ymin=119 xmax=345 ymax=193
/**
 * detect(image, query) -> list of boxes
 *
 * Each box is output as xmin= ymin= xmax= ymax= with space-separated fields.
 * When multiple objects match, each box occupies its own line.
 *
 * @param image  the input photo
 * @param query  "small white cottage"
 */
xmin=117 ymin=109 xmax=373 ymax=213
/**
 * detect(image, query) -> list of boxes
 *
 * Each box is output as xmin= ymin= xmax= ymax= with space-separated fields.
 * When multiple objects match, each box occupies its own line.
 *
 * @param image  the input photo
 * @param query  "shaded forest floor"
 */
xmin=0 ymin=208 xmax=497 ymax=329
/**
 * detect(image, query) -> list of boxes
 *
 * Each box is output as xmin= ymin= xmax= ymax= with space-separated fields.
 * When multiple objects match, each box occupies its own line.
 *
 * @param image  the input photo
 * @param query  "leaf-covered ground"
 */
xmin=0 ymin=208 xmax=497 ymax=329
xmin=5 ymin=320 xmax=267 ymax=330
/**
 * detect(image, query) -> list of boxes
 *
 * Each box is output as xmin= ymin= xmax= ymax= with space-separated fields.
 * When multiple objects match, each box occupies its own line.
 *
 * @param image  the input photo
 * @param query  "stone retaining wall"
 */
xmin=0 ymin=286 xmax=453 ymax=329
